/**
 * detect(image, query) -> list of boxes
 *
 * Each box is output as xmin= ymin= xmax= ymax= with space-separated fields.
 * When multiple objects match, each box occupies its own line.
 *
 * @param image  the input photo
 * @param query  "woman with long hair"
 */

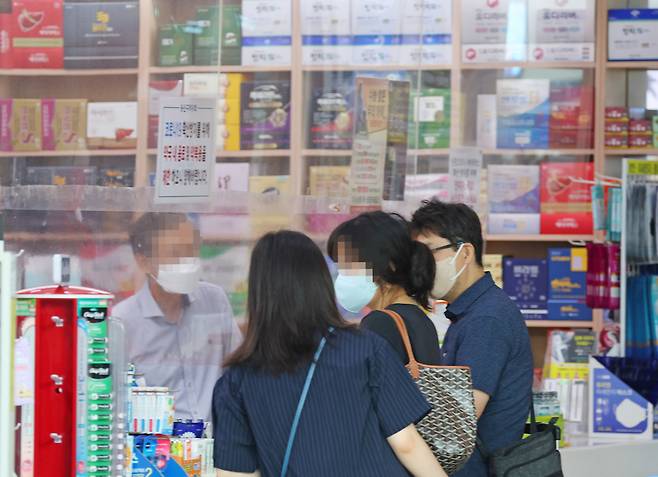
xmin=212 ymin=231 xmax=445 ymax=477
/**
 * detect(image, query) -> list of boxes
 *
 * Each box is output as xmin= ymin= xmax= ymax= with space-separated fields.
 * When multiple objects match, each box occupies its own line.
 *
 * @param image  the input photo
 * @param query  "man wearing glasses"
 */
xmin=412 ymin=200 xmax=533 ymax=477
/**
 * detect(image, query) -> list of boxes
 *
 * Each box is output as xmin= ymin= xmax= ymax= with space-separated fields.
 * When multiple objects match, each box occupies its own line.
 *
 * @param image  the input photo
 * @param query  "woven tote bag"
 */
xmin=382 ymin=310 xmax=477 ymax=475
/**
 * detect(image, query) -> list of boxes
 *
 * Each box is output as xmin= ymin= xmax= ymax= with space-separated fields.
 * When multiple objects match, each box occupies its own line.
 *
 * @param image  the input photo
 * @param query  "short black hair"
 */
xmin=411 ymin=200 xmax=484 ymax=267
xmin=327 ymin=211 xmax=435 ymax=309
xmin=129 ymin=212 xmax=192 ymax=257
xmin=225 ymin=230 xmax=350 ymax=373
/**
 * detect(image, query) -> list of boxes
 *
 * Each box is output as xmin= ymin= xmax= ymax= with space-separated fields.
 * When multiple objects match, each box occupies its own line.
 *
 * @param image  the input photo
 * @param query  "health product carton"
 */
xmin=158 ymin=24 xmax=193 ymax=67
xmin=41 ymin=98 xmax=87 ymax=150
xmin=496 ymin=79 xmax=550 ymax=149
xmin=240 ymin=80 xmax=290 ymax=150
xmin=488 ymin=165 xmax=540 ymax=214
xmin=219 ymin=3 xmax=241 ymax=66
xmin=3 ymin=98 xmax=42 ymax=151
xmin=309 ymin=165 xmax=350 ymax=198
xmin=408 ymin=88 xmax=451 ymax=149
xmin=503 ymin=258 xmax=549 ymax=320
xmin=351 ymin=0 xmax=402 ymax=66
xmin=540 ymin=162 xmax=594 ymax=234
xmin=308 ymin=72 xmax=354 ymax=150
xmin=301 ymin=0 xmax=351 ymax=66
xmin=488 ymin=213 xmax=541 ymax=235
xmin=86 ymin=101 xmax=137 ymax=149
xmin=11 ymin=0 xmax=63 ymax=68
xmin=400 ymin=0 xmax=452 ymax=65
xmin=193 ymin=5 xmax=219 ymax=66
xmin=63 ymin=1 xmax=138 ymax=69
xmin=241 ymin=0 xmax=291 ymax=66
xmin=0 ymin=11 xmax=12 ymax=68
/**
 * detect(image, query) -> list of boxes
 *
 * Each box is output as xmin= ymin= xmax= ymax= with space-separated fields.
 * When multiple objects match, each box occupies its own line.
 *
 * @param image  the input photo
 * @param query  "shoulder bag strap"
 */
xmin=280 ymin=328 xmax=333 ymax=477
xmin=381 ymin=309 xmax=421 ymax=380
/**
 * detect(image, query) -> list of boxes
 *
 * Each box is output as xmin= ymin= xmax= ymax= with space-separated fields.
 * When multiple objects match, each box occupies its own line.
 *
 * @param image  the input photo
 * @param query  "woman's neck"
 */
xmin=372 ymin=286 xmax=418 ymax=310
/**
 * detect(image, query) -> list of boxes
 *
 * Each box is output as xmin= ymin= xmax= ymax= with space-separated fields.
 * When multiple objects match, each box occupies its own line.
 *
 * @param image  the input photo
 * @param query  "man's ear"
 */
xmin=461 ymin=243 xmax=476 ymax=266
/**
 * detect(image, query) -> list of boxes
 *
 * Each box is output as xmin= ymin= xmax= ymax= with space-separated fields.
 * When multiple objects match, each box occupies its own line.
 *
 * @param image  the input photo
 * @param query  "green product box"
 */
xmin=159 ymin=24 xmax=193 ymax=67
xmin=195 ymin=6 xmax=220 ymax=49
xmin=79 ymin=300 xmax=108 ymax=340
xmin=408 ymin=88 xmax=451 ymax=149
xmin=194 ymin=47 xmax=220 ymax=66
xmin=87 ymin=362 xmax=113 ymax=396
xmin=221 ymin=3 xmax=242 ymax=66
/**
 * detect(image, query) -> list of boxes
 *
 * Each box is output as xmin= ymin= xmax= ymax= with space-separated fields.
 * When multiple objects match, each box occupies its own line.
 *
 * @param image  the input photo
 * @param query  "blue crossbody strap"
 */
xmin=280 ymin=327 xmax=334 ymax=477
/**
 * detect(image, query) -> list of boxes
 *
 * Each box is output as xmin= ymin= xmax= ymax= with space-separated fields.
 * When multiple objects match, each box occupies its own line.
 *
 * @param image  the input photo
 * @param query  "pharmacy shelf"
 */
xmin=461 ymin=61 xmax=595 ymax=70
xmin=303 ymin=64 xmax=453 ymax=72
xmin=147 ymin=148 xmax=290 ymax=158
xmin=605 ymin=148 xmax=658 ymax=156
xmin=606 ymin=61 xmax=658 ymax=69
xmin=5 ymin=232 xmax=128 ymax=242
xmin=149 ymin=65 xmax=292 ymax=75
xmin=525 ymin=320 xmax=594 ymax=329
xmin=302 ymin=148 xmax=451 ymax=157
xmin=482 ymin=148 xmax=595 ymax=156
xmin=485 ymin=234 xmax=594 ymax=242
xmin=0 ymin=68 xmax=139 ymax=77
xmin=0 ymin=149 xmax=138 ymax=158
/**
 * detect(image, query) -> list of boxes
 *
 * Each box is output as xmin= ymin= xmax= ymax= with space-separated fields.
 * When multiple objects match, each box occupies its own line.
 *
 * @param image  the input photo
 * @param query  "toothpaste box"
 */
xmin=63 ymin=1 xmax=139 ymax=69
xmin=240 ymin=81 xmax=290 ymax=150
xmin=497 ymin=79 xmax=550 ymax=149
xmin=488 ymin=165 xmax=540 ymax=214
xmin=1 ymin=99 xmax=42 ymax=151
xmin=11 ymin=0 xmax=63 ymax=68
xmin=41 ymin=98 xmax=87 ymax=150
xmin=408 ymin=88 xmax=451 ymax=149
xmin=86 ymin=102 xmax=137 ymax=149
xmin=503 ymin=258 xmax=549 ymax=320
xmin=488 ymin=213 xmax=541 ymax=235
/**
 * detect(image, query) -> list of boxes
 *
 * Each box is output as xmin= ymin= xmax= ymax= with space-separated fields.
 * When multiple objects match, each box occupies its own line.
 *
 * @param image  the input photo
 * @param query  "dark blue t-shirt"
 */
xmin=441 ymin=273 xmax=533 ymax=477
xmin=212 ymin=328 xmax=431 ymax=476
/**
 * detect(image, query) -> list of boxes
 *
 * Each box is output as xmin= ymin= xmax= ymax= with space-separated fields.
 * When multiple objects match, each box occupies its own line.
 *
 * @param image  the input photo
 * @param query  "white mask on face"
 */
xmin=432 ymin=243 xmax=467 ymax=300
xmin=151 ymin=257 xmax=201 ymax=295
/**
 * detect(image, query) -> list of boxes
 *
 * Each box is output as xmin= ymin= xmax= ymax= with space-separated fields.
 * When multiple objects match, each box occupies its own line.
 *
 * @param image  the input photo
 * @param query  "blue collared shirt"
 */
xmin=113 ymin=281 xmax=242 ymax=421
xmin=441 ymin=272 xmax=533 ymax=477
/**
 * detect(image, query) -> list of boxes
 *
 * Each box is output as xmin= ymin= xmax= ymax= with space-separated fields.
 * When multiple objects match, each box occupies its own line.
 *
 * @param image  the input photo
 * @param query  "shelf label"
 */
xmin=448 ymin=147 xmax=483 ymax=210
xmin=628 ymin=160 xmax=658 ymax=176
xmin=155 ymin=97 xmax=216 ymax=204
xmin=608 ymin=9 xmax=658 ymax=61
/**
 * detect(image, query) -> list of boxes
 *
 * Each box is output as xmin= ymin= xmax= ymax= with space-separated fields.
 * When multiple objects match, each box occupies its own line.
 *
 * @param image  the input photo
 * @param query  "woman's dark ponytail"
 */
xmin=406 ymin=240 xmax=436 ymax=309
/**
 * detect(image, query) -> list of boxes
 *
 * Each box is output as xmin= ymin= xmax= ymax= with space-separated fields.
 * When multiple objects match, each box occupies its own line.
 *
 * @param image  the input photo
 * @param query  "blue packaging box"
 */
xmin=548 ymin=300 xmax=592 ymax=321
xmin=64 ymin=2 xmax=139 ymax=68
xmin=548 ymin=248 xmax=587 ymax=300
xmin=503 ymin=258 xmax=548 ymax=319
xmin=496 ymin=79 xmax=550 ymax=149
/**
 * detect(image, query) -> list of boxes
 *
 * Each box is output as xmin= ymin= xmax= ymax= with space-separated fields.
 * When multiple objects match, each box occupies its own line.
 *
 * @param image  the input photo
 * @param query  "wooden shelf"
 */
xmin=605 ymin=148 xmax=658 ymax=156
xmin=147 ymin=148 xmax=290 ymax=158
xmin=485 ymin=234 xmax=594 ymax=242
xmin=0 ymin=68 xmax=139 ymax=77
xmin=149 ymin=65 xmax=292 ymax=75
xmin=483 ymin=148 xmax=594 ymax=156
xmin=302 ymin=148 xmax=451 ymax=157
xmin=606 ymin=61 xmax=658 ymax=69
xmin=0 ymin=149 xmax=137 ymax=158
xmin=5 ymin=232 xmax=128 ymax=242
xmin=526 ymin=320 xmax=594 ymax=329
xmin=303 ymin=64 xmax=453 ymax=72
xmin=462 ymin=61 xmax=595 ymax=70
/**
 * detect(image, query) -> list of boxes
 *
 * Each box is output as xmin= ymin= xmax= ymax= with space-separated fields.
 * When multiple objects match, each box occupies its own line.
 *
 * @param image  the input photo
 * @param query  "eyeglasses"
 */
xmin=429 ymin=241 xmax=464 ymax=254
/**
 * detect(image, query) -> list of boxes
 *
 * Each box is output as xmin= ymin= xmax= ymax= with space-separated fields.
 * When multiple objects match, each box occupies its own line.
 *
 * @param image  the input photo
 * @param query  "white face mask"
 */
xmin=615 ymin=398 xmax=648 ymax=429
xmin=151 ymin=257 xmax=201 ymax=295
xmin=432 ymin=243 xmax=467 ymax=300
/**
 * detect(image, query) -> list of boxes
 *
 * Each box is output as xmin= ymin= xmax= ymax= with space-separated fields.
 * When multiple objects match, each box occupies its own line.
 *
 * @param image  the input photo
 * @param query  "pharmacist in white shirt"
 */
xmin=113 ymin=212 xmax=242 ymax=422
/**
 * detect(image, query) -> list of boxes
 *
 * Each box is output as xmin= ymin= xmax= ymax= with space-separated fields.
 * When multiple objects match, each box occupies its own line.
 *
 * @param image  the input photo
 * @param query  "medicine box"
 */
xmin=589 ymin=356 xmax=656 ymax=440
xmin=309 ymin=166 xmax=350 ymax=198
xmin=541 ymin=212 xmax=593 ymax=235
xmin=41 ymin=98 xmax=87 ymax=151
xmin=540 ymin=162 xmax=594 ymax=214
xmin=548 ymin=248 xmax=587 ymax=300
xmin=158 ymin=24 xmax=193 ymax=67
xmin=497 ymin=79 xmax=550 ymax=149
xmin=488 ymin=213 xmax=541 ymax=235
xmin=11 ymin=0 xmax=63 ymax=68
xmin=0 ymin=98 xmax=41 ymax=151
xmin=488 ymin=165 xmax=540 ymax=214
xmin=219 ymin=3 xmax=241 ymax=66
xmin=408 ymin=88 xmax=451 ymax=149
xmin=503 ymin=258 xmax=549 ymax=320
xmin=547 ymin=300 xmax=592 ymax=321
xmin=240 ymin=81 xmax=291 ymax=150
xmin=308 ymin=72 xmax=354 ymax=150
xmin=86 ymin=102 xmax=137 ymax=149
xmin=63 ymin=1 xmax=138 ymax=69
xmin=194 ymin=5 xmax=220 ymax=66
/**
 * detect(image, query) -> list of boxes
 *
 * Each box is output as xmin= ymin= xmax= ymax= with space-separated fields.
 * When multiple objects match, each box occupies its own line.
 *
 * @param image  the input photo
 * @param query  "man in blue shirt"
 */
xmin=411 ymin=200 xmax=533 ymax=477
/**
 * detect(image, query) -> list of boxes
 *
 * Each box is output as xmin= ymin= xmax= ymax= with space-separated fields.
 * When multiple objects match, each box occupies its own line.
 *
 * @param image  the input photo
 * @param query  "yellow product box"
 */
xmin=249 ymin=175 xmax=292 ymax=234
xmin=42 ymin=99 xmax=87 ymax=151
xmin=11 ymin=99 xmax=42 ymax=151
xmin=309 ymin=166 xmax=350 ymax=197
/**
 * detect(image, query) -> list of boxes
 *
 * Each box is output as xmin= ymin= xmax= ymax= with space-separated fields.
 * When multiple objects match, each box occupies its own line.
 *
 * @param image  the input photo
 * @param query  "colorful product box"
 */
xmin=550 ymin=129 xmax=594 ymax=149
xmin=503 ymin=258 xmax=549 ymax=320
xmin=605 ymin=120 xmax=629 ymax=133
xmin=0 ymin=12 xmax=11 ymax=68
xmin=404 ymin=173 xmax=450 ymax=205
xmin=220 ymin=3 xmax=241 ymax=66
xmin=541 ymin=162 xmax=593 ymax=213
xmin=497 ymin=79 xmax=550 ymax=149
xmin=541 ymin=212 xmax=593 ymax=235
xmin=605 ymin=107 xmax=628 ymax=120
xmin=0 ymin=98 xmax=41 ymax=151
xmin=548 ymin=247 xmax=587 ymax=300
xmin=158 ymin=24 xmax=193 ymax=67
xmin=549 ymin=84 xmax=593 ymax=148
xmin=608 ymin=9 xmax=658 ymax=61
xmin=240 ymin=81 xmax=290 ymax=150
xmin=308 ymin=72 xmax=354 ymax=150
xmin=605 ymin=133 xmax=628 ymax=148
xmin=301 ymin=0 xmax=351 ymax=66
xmin=547 ymin=300 xmax=592 ymax=321
xmin=11 ymin=0 xmax=63 ymax=68
xmin=193 ymin=5 xmax=220 ymax=66
xmin=488 ymin=165 xmax=540 ymax=214
xmin=408 ymin=88 xmax=451 ymax=149
xmin=309 ymin=165 xmax=350 ymax=197
xmin=241 ymin=0 xmax=291 ymax=66
xmin=488 ymin=213 xmax=541 ymax=235
xmin=41 ymin=98 xmax=87 ymax=150
xmin=400 ymin=0 xmax=452 ymax=65
xmin=63 ymin=1 xmax=139 ymax=69
xmin=629 ymin=119 xmax=652 ymax=134
xmin=654 ymin=116 xmax=658 ymax=148
xmin=86 ymin=101 xmax=137 ymax=149
xmin=629 ymin=134 xmax=653 ymax=148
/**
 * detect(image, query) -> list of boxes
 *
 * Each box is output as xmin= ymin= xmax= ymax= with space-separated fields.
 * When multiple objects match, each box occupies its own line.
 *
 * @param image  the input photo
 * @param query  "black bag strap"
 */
xmin=529 ymin=392 xmax=538 ymax=435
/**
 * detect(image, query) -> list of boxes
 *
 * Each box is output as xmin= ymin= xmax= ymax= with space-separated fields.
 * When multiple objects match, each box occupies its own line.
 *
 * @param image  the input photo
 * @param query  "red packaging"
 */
xmin=605 ymin=106 xmax=628 ymax=120
xmin=541 ymin=162 xmax=594 ymax=214
xmin=586 ymin=242 xmax=606 ymax=308
xmin=148 ymin=115 xmax=158 ymax=149
xmin=604 ymin=133 xmax=628 ymax=148
xmin=604 ymin=120 xmax=629 ymax=134
xmin=629 ymin=134 xmax=652 ymax=148
xmin=549 ymin=129 xmax=593 ymax=149
xmin=11 ymin=0 xmax=63 ymax=68
xmin=541 ymin=212 xmax=593 ymax=235
xmin=629 ymin=119 xmax=652 ymax=134
xmin=0 ymin=12 xmax=11 ymax=68
xmin=549 ymin=86 xmax=594 ymax=131
xmin=606 ymin=243 xmax=620 ymax=310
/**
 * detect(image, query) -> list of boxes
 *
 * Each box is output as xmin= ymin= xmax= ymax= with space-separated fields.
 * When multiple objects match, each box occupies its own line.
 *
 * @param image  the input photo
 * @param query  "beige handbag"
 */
xmin=382 ymin=310 xmax=478 ymax=475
